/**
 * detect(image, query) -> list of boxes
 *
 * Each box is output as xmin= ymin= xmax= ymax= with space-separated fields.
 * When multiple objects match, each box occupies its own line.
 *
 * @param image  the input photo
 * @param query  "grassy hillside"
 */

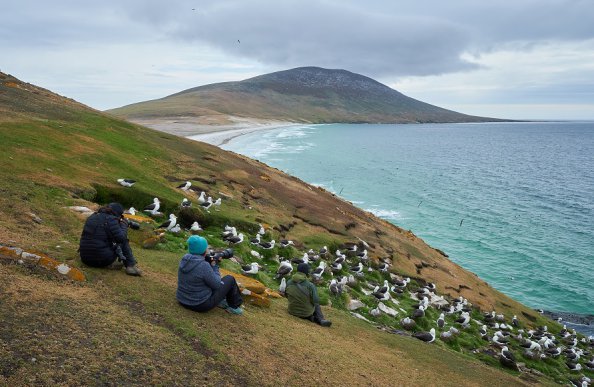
xmin=0 ymin=72 xmax=587 ymax=386
xmin=108 ymin=67 xmax=503 ymax=124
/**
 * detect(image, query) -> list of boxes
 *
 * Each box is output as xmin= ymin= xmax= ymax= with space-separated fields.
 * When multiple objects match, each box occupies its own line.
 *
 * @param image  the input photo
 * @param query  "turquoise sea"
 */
xmin=223 ymin=122 xmax=594 ymax=316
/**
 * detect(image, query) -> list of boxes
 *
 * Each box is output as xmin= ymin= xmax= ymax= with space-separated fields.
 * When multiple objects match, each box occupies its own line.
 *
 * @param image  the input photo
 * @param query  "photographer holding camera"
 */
xmin=176 ymin=235 xmax=243 ymax=315
xmin=79 ymin=202 xmax=143 ymax=276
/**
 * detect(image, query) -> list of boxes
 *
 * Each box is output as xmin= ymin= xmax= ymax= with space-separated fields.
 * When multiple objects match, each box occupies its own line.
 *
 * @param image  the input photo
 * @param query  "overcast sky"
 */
xmin=2 ymin=0 xmax=594 ymax=119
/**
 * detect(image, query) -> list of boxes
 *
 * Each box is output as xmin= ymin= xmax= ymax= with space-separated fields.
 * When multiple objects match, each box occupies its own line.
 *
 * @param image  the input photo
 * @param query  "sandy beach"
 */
xmin=129 ymin=115 xmax=299 ymax=147
xmin=188 ymin=121 xmax=299 ymax=146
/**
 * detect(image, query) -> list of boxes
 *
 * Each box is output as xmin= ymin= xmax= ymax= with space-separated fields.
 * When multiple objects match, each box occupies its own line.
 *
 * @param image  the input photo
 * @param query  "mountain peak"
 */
xmin=244 ymin=66 xmax=395 ymax=95
xmin=109 ymin=67 xmax=503 ymax=124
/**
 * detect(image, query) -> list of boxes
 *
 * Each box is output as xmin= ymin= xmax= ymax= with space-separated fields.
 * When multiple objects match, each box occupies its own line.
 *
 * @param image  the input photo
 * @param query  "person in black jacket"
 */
xmin=79 ymin=202 xmax=142 ymax=276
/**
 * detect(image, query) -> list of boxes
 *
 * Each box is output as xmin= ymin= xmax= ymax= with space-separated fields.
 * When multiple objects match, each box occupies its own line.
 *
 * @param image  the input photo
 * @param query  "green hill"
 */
xmin=0 ymin=71 xmax=587 ymax=386
xmin=108 ymin=66 xmax=504 ymax=124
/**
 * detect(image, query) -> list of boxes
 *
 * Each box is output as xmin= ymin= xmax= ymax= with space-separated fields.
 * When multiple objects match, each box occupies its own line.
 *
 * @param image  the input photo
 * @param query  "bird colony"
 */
xmin=117 ymin=177 xmax=594 ymax=385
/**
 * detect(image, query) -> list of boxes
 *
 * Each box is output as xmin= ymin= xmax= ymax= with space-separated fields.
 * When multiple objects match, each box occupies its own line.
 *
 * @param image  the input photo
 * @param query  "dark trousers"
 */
xmin=114 ymin=242 xmax=137 ymax=267
xmin=81 ymin=240 xmax=136 ymax=268
xmin=303 ymin=304 xmax=327 ymax=324
xmin=180 ymin=275 xmax=243 ymax=312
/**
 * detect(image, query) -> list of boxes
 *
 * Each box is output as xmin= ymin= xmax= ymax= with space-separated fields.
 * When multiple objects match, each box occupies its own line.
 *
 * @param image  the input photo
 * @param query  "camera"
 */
xmin=206 ymin=248 xmax=234 ymax=263
xmin=123 ymin=219 xmax=141 ymax=230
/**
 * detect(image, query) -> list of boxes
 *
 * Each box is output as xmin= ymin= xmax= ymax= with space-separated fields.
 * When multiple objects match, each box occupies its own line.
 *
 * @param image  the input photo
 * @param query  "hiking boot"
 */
xmin=225 ymin=306 xmax=243 ymax=315
xmin=107 ymin=260 xmax=124 ymax=270
xmin=125 ymin=265 xmax=143 ymax=276
xmin=317 ymin=319 xmax=332 ymax=327
xmin=218 ymin=299 xmax=229 ymax=309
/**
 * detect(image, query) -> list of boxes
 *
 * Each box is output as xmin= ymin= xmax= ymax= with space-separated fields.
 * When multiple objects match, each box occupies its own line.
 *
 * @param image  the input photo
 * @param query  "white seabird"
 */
xmin=512 ymin=315 xmax=519 ymax=327
xmin=169 ymin=224 xmax=181 ymax=233
xmin=259 ymin=240 xmax=275 ymax=249
xmin=177 ymin=181 xmax=191 ymax=191
xmin=331 ymin=262 xmax=342 ymax=273
xmin=500 ymin=346 xmax=517 ymax=369
xmin=158 ymin=214 xmax=177 ymax=231
xmin=200 ymin=197 xmax=213 ymax=211
xmin=413 ymin=328 xmax=436 ymax=343
xmin=455 ymin=311 xmax=471 ymax=327
xmin=275 ymin=260 xmax=293 ymax=279
xmin=250 ymin=234 xmax=261 ymax=245
xmin=241 ymin=262 xmax=259 ymax=275
xmin=227 ymin=233 xmax=244 ymax=244
xmin=312 ymin=261 xmax=326 ymax=281
xmin=350 ymin=262 xmax=363 ymax=275
xmin=329 ymin=279 xmax=340 ymax=296
xmin=250 ymin=250 xmax=261 ymax=259
xmin=280 ymin=239 xmax=294 ymax=248
xmin=143 ymin=198 xmax=161 ymax=215
xmin=258 ymin=224 xmax=265 ymax=235
xmin=124 ymin=207 xmax=136 ymax=216
xmin=412 ymin=305 xmax=426 ymax=319
xmin=222 ymin=227 xmax=237 ymax=239
xmin=437 ymin=313 xmax=445 ymax=329
xmin=400 ymin=317 xmax=416 ymax=330
xmin=117 ymin=178 xmax=136 ymax=187
xmin=181 ymin=198 xmax=191 ymax=208
xmin=213 ymin=198 xmax=222 ymax=210
xmin=279 ymin=277 xmax=287 ymax=293
xmin=190 ymin=221 xmax=202 ymax=232
xmin=198 ymin=191 xmax=206 ymax=204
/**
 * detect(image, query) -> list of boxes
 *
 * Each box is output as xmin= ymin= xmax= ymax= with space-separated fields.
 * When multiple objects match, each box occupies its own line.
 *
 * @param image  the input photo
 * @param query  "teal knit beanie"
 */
xmin=187 ymin=235 xmax=208 ymax=255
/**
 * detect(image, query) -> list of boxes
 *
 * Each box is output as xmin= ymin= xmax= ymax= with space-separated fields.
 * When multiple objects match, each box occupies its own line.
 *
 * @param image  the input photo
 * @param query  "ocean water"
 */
xmin=222 ymin=122 xmax=594 ymax=315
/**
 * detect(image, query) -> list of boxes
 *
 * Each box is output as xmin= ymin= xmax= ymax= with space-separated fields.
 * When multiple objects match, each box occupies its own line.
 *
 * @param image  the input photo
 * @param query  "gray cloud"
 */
xmin=120 ymin=0 xmax=594 ymax=77
xmin=2 ymin=0 xmax=594 ymax=116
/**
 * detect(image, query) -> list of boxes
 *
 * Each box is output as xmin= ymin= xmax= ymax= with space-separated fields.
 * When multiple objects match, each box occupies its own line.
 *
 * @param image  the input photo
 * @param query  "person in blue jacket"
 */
xmin=79 ymin=202 xmax=142 ymax=276
xmin=176 ymin=235 xmax=243 ymax=315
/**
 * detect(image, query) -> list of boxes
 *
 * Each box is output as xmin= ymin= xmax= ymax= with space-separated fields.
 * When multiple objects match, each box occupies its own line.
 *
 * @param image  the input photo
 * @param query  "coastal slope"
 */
xmin=107 ymin=66 xmax=503 ymax=127
xmin=0 ymin=71 xmax=565 ymax=385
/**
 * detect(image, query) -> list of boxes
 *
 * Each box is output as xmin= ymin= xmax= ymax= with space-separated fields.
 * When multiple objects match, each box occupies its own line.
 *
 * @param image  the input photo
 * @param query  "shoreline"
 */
xmin=126 ymin=116 xmax=300 ymax=147
xmin=188 ymin=121 xmax=300 ymax=147
xmin=131 ymin=118 xmax=594 ymax=322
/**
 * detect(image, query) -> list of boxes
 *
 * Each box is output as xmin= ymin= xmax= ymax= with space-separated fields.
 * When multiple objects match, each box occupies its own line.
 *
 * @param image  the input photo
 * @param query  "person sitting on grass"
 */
xmin=285 ymin=263 xmax=332 ymax=327
xmin=79 ymin=202 xmax=142 ymax=276
xmin=176 ymin=235 xmax=243 ymax=315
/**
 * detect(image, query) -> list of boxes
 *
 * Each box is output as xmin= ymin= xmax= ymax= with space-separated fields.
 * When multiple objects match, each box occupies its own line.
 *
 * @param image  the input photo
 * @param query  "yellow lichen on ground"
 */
xmin=220 ymin=268 xmax=275 ymax=307
xmin=0 ymin=244 xmax=85 ymax=282
xmin=123 ymin=214 xmax=155 ymax=223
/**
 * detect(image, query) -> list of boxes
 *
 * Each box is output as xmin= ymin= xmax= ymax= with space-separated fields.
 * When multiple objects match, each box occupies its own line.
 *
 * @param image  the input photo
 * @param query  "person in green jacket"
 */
xmin=285 ymin=263 xmax=332 ymax=327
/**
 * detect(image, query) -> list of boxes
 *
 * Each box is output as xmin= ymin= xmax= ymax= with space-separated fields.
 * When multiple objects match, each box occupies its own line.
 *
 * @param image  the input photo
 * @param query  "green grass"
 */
xmin=0 ymin=73 xmax=573 ymax=386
